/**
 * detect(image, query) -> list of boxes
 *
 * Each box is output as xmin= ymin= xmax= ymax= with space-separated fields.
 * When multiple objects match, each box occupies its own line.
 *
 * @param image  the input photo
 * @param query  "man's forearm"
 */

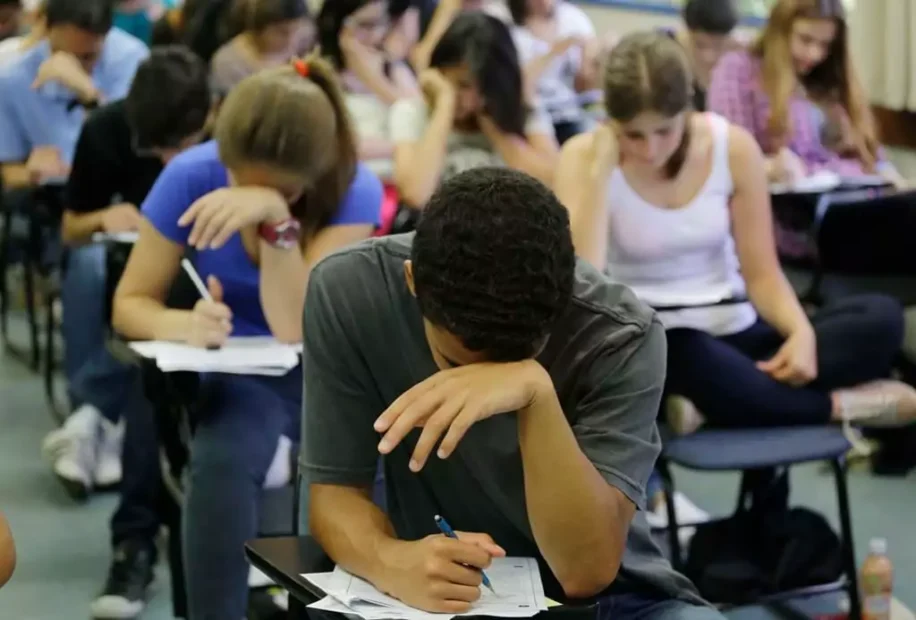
xmin=518 ymin=372 xmax=629 ymax=598
xmin=61 ymin=210 xmax=104 ymax=246
xmin=1 ymin=163 xmax=31 ymax=189
xmin=310 ymin=484 xmax=402 ymax=592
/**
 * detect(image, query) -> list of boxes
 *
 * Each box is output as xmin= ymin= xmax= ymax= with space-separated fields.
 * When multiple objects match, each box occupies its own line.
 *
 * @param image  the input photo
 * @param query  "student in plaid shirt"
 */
xmin=707 ymin=0 xmax=907 ymax=188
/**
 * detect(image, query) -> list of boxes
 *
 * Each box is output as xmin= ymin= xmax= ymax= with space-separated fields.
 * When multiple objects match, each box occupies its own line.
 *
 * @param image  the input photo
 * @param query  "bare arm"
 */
xmin=482 ymin=115 xmax=559 ymax=187
xmin=1 ymin=164 xmax=30 ymax=189
xmin=310 ymin=484 xmax=401 ymax=591
xmin=409 ymin=0 xmax=462 ymax=72
xmin=555 ymin=130 xmax=614 ymax=268
xmin=729 ymin=126 xmax=812 ymax=338
xmin=349 ymin=56 xmax=418 ymax=106
xmin=0 ymin=511 xmax=14 ymax=588
xmin=490 ymin=130 xmax=559 ymax=187
xmin=393 ymin=96 xmax=455 ymax=207
xmin=259 ymin=224 xmax=374 ymax=343
xmin=112 ymin=218 xmax=191 ymax=341
xmin=61 ymin=210 xmax=105 ymax=245
xmin=519 ymin=372 xmax=632 ymax=598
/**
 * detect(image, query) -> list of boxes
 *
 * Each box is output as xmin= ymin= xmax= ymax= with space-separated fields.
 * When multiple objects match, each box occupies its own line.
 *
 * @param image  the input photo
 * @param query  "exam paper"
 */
xmin=128 ymin=337 xmax=301 ymax=375
xmin=302 ymin=557 xmax=548 ymax=620
xmin=92 ymin=231 xmax=140 ymax=244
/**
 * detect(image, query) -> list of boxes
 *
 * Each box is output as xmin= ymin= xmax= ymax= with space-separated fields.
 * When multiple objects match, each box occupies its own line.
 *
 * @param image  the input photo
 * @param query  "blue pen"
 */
xmin=434 ymin=515 xmax=496 ymax=594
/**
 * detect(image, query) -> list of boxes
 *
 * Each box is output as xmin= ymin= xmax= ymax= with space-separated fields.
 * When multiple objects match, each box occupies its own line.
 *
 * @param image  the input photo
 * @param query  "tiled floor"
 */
xmin=0 ymin=319 xmax=913 ymax=619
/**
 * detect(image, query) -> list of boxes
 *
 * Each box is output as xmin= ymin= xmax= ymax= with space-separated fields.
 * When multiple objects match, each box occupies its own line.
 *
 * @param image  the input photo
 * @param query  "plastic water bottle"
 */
xmin=861 ymin=538 xmax=893 ymax=620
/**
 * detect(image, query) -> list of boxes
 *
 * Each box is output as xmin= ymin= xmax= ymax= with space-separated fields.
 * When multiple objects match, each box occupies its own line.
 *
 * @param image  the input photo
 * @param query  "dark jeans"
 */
xmin=597 ymin=593 xmax=724 ymax=620
xmin=184 ymin=368 xmax=302 ymax=620
xmin=553 ymin=119 xmax=586 ymax=145
xmin=665 ymin=294 xmax=903 ymax=427
xmin=62 ymin=243 xmax=136 ymax=422
xmin=110 ymin=368 xmax=171 ymax=553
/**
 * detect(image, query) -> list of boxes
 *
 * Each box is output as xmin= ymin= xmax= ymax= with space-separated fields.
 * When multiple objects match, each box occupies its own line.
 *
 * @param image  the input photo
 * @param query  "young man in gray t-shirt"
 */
xmin=301 ymin=167 xmax=718 ymax=620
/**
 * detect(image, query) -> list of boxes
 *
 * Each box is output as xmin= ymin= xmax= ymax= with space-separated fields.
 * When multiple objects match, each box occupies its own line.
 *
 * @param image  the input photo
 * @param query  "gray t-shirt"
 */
xmin=301 ymin=234 xmax=703 ymax=605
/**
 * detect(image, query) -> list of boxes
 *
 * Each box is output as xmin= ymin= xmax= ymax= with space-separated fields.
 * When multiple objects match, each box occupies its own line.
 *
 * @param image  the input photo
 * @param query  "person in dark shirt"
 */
xmin=665 ymin=0 xmax=741 ymax=111
xmin=40 ymin=46 xmax=210 ymax=620
xmin=0 ymin=0 xmax=23 ymax=42
xmin=303 ymin=167 xmax=716 ymax=619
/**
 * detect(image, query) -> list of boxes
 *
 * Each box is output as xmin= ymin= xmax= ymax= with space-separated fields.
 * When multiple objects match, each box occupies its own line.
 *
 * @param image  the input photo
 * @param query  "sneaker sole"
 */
xmin=90 ymin=595 xmax=145 ymax=620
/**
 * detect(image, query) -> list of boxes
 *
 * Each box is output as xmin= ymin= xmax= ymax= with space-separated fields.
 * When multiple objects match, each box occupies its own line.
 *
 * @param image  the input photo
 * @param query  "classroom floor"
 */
xmin=0 ymin=318 xmax=914 ymax=620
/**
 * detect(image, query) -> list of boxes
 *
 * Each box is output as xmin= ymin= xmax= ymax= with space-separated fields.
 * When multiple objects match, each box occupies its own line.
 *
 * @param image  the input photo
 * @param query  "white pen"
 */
xmin=181 ymin=258 xmax=213 ymax=302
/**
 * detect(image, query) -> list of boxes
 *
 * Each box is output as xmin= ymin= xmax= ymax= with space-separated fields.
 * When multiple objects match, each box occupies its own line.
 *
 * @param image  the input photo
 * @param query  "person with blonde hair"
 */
xmin=707 ymin=0 xmax=904 ymax=186
xmin=557 ymin=31 xmax=916 ymax=435
xmin=113 ymin=55 xmax=382 ymax=619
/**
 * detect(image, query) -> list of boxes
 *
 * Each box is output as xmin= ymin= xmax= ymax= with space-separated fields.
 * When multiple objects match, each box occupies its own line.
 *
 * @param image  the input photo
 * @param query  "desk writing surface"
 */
xmin=245 ymin=537 xmax=597 ymax=620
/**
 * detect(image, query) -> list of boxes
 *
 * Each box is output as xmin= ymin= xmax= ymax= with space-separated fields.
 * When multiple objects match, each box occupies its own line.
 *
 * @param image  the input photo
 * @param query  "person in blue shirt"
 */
xmin=112 ymin=55 xmax=383 ymax=620
xmin=0 ymin=0 xmax=148 ymax=189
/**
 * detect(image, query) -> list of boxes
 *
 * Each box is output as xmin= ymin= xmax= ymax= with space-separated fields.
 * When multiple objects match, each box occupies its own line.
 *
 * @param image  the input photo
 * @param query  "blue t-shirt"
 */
xmin=0 ymin=29 xmax=149 ymax=165
xmin=142 ymin=141 xmax=383 ymax=336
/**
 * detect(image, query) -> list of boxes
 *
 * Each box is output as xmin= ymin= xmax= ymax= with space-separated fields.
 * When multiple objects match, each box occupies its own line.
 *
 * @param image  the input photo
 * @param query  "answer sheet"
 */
xmin=303 ymin=557 xmax=548 ymax=620
xmin=128 ymin=337 xmax=301 ymax=375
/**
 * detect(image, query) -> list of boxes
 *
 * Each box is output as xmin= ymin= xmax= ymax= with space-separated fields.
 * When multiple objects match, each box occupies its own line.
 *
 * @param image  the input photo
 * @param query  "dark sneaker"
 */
xmin=90 ymin=541 xmax=155 ymax=619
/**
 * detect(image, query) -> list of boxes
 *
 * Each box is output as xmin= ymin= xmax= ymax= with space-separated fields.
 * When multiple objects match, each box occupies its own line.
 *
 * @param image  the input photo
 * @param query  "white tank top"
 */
xmin=605 ymin=113 xmax=757 ymax=337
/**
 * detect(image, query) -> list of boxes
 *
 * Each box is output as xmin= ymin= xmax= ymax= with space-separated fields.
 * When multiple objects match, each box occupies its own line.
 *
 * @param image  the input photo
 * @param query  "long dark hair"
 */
xmin=604 ymin=31 xmax=694 ymax=178
xmin=430 ymin=12 xmax=526 ymax=136
xmin=317 ymin=0 xmax=379 ymax=70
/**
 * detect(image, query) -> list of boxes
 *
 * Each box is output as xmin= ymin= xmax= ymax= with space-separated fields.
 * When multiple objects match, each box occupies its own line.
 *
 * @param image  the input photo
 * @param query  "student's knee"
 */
xmin=189 ymin=419 xmax=276 ymax=489
xmin=851 ymin=293 xmax=905 ymax=350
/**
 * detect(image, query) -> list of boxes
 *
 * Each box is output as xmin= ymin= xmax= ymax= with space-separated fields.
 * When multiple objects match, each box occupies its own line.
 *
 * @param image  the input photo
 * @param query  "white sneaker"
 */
xmin=42 ymin=404 xmax=102 ymax=502
xmin=835 ymin=380 xmax=916 ymax=427
xmin=95 ymin=418 xmax=124 ymax=488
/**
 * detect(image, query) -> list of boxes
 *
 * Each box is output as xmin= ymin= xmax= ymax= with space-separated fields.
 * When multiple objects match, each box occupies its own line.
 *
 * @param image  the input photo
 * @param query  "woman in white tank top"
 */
xmin=556 ymin=31 xmax=916 ymax=432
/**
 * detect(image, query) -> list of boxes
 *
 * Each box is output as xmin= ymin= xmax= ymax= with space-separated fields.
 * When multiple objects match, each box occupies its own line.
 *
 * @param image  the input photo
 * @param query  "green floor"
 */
xmin=0 ymin=322 xmax=913 ymax=619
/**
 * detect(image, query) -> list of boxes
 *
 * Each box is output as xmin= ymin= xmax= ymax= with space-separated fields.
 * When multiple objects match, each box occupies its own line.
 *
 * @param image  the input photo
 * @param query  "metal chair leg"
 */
xmin=831 ymin=458 xmax=861 ymax=620
xmin=657 ymin=459 xmax=683 ymax=571
xmin=0 ymin=207 xmax=11 ymax=340
xmin=43 ymin=290 xmax=64 ymax=424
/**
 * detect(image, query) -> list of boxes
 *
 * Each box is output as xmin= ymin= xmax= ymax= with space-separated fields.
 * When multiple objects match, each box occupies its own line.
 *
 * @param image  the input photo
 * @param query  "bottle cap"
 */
xmin=869 ymin=538 xmax=888 ymax=555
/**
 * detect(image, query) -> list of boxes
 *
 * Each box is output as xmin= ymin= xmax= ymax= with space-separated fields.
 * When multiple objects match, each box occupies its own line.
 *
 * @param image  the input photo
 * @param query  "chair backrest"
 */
xmin=817 ymin=189 xmax=916 ymax=277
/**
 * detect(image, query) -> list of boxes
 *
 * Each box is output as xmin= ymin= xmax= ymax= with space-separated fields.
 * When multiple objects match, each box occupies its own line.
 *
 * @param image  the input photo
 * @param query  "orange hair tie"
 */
xmin=294 ymin=59 xmax=309 ymax=78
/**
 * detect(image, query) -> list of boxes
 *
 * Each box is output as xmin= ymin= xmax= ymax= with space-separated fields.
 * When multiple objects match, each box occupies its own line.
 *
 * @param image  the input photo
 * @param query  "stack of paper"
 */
xmin=92 ymin=231 xmax=140 ymax=244
xmin=129 ymin=337 xmax=301 ymax=376
xmin=302 ymin=558 xmax=549 ymax=620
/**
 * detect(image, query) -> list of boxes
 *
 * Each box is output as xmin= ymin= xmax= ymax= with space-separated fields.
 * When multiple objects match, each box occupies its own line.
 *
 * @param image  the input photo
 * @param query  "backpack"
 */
xmin=684 ymin=506 xmax=844 ymax=604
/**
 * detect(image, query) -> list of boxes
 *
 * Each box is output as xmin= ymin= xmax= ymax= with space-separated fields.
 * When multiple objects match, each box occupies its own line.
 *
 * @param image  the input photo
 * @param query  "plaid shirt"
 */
xmin=708 ymin=50 xmax=882 ymax=177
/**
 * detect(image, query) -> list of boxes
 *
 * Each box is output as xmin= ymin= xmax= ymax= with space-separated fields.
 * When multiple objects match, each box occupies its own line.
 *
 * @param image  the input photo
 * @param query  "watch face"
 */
xmin=271 ymin=219 xmax=301 ymax=248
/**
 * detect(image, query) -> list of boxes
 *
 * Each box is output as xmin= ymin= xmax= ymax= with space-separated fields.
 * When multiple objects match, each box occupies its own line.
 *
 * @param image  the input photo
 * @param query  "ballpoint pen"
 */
xmin=181 ymin=258 xmax=221 ymax=350
xmin=434 ymin=515 xmax=496 ymax=594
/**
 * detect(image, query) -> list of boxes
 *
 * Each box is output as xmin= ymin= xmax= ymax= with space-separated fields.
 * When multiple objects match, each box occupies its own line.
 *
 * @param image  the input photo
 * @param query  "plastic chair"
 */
xmin=655 ymin=426 xmax=860 ymax=620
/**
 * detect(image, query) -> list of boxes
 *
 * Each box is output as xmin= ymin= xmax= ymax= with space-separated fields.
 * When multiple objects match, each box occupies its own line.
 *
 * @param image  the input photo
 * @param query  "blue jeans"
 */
xmin=598 ymin=593 xmax=724 ymax=620
xmin=61 ymin=243 xmax=134 ymax=423
xmin=184 ymin=368 xmax=302 ymax=620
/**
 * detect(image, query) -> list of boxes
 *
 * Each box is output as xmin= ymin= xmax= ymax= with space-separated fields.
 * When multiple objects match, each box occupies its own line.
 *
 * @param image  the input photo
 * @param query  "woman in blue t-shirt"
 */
xmin=113 ymin=56 xmax=382 ymax=619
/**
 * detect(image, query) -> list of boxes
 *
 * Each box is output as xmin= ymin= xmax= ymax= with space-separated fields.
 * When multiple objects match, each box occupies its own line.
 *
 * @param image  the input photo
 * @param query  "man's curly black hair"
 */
xmin=411 ymin=168 xmax=576 ymax=362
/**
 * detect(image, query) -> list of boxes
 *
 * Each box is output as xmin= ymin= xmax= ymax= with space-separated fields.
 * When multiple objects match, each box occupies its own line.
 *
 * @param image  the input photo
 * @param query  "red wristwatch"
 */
xmin=258 ymin=218 xmax=301 ymax=250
